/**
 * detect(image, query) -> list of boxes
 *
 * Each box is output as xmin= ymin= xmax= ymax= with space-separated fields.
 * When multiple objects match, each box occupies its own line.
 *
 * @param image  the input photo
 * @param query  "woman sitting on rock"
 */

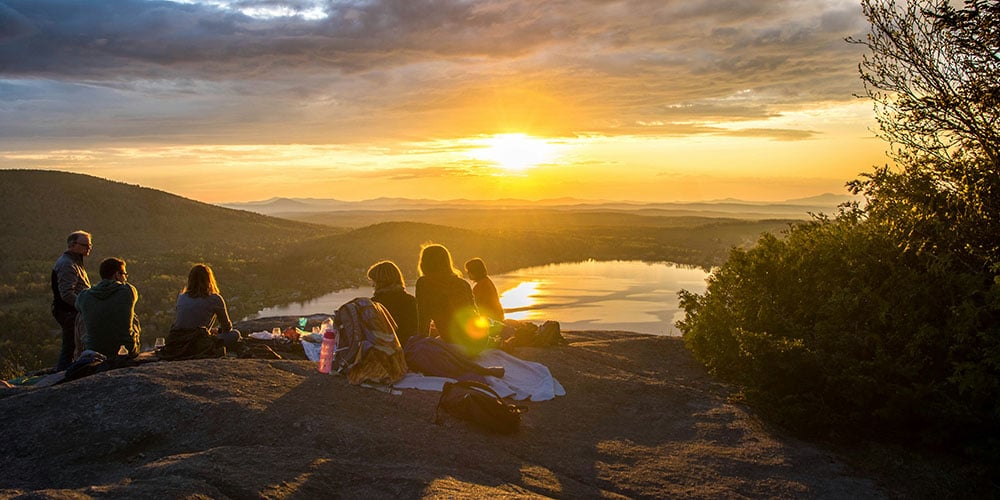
xmin=415 ymin=243 xmax=489 ymax=353
xmin=171 ymin=264 xmax=241 ymax=348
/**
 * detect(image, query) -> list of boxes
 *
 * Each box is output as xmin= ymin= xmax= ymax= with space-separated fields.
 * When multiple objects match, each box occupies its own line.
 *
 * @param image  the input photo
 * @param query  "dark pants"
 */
xmin=404 ymin=336 xmax=490 ymax=382
xmin=52 ymin=307 xmax=77 ymax=371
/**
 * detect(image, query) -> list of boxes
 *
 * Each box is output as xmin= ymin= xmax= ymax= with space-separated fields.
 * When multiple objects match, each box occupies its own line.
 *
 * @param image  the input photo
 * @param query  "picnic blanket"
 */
xmin=393 ymin=349 xmax=565 ymax=402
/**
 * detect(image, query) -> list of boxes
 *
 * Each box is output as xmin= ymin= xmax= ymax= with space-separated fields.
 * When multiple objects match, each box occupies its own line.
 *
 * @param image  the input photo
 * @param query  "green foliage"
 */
xmin=678 ymin=1 xmax=1000 ymax=459
xmin=0 ymin=308 xmax=59 ymax=380
xmin=678 ymin=214 xmax=1000 ymax=454
xmin=851 ymin=0 xmax=1000 ymax=272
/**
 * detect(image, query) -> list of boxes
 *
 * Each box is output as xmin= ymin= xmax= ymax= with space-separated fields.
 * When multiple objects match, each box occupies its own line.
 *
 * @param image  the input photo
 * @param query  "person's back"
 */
xmin=173 ymin=292 xmax=231 ymax=331
xmin=373 ymin=287 xmax=418 ymax=347
xmin=415 ymin=245 xmax=478 ymax=348
xmin=366 ymin=260 xmax=418 ymax=347
xmin=170 ymin=264 xmax=241 ymax=349
xmin=77 ymin=258 xmax=140 ymax=358
xmin=466 ymin=258 xmax=504 ymax=322
xmin=416 ymin=273 xmax=476 ymax=342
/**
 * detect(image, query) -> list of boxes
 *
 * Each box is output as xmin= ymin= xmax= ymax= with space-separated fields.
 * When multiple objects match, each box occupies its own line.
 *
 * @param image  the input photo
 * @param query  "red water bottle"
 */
xmin=318 ymin=327 xmax=337 ymax=374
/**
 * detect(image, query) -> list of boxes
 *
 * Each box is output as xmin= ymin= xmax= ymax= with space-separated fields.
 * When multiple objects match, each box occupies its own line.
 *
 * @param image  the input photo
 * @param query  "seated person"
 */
xmin=367 ymin=260 xmax=418 ymax=347
xmin=172 ymin=264 xmax=241 ymax=348
xmin=415 ymin=244 xmax=483 ymax=351
xmin=76 ymin=257 xmax=140 ymax=358
xmin=465 ymin=257 xmax=505 ymax=322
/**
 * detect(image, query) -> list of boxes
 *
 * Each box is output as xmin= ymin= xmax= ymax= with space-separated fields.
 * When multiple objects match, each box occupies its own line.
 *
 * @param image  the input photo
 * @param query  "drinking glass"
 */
xmin=154 ymin=337 xmax=166 ymax=349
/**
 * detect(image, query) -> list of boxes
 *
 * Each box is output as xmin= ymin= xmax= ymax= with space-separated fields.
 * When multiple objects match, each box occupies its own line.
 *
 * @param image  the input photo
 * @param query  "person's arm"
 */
xmin=56 ymin=262 xmax=83 ymax=309
xmin=214 ymin=294 xmax=233 ymax=332
xmin=461 ymin=280 xmax=478 ymax=314
xmin=416 ymin=279 xmax=431 ymax=337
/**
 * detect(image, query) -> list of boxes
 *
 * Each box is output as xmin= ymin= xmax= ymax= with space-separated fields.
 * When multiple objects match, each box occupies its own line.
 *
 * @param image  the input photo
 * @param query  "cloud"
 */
xmin=0 ymin=0 xmax=871 ymax=144
xmin=716 ymin=128 xmax=818 ymax=141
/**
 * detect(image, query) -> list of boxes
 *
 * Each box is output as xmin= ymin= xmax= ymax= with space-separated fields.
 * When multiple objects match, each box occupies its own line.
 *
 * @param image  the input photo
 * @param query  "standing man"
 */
xmin=51 ymin=230 xmax=92 ymax=371
xmin=77 ymin=257 xmax=141 ymax=358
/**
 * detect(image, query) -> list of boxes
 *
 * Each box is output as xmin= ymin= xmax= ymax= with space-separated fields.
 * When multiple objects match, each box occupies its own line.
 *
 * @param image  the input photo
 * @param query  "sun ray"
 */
xmin=470 ymin=133 xmax=558 ymax=172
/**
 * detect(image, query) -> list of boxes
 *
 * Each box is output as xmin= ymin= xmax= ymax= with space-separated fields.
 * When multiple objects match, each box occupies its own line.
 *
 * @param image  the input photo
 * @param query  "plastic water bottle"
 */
xmin=318 ymin=325 xmax=337 ymax=374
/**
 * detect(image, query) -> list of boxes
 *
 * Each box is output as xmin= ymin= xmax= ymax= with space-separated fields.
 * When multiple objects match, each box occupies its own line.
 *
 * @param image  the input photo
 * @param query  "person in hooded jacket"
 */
xmin=76 ymin=257 xmax=140 ymax=358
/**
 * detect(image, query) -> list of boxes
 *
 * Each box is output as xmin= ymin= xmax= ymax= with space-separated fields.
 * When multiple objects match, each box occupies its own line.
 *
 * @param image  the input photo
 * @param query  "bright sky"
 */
xmin=0 ymin=0 xmax=888 ymax=203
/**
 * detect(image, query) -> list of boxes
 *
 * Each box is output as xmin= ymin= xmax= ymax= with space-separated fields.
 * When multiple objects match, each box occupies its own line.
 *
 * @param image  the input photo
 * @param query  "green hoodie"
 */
xmin=76 ymin=279 xmax=140 ymax=358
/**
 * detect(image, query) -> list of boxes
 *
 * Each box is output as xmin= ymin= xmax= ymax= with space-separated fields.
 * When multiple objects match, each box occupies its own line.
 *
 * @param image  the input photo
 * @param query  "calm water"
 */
xmin=252 ymin=260 xmax=710 ymax=336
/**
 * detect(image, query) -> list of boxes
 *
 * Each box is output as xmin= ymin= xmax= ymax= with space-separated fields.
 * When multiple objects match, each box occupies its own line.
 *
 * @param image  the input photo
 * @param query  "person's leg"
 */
xmin=215 ymin=329 xmax=242 ymax=349
xmin=52 ymin=309 xmax=76 ymax=371
xmin=73 ymin=314 xmax=86 ymax=360
xmin=435 ymin=337 xmax=504 ymax=375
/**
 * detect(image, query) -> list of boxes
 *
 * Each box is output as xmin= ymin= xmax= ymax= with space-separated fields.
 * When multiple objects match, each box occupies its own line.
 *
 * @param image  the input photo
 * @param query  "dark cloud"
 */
xmin=0 ymin=0 xmax=871 ymax=144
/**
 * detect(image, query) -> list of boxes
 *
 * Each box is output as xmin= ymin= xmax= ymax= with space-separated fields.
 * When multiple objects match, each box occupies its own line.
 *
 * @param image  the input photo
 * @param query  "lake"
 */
xmin=252 ymin=260 xmax=711 ymax=336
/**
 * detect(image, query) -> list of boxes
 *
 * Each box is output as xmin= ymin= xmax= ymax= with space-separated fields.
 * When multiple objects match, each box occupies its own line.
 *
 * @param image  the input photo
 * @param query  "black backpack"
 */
xmin=435 ymin=380 xmax=524 ymax=434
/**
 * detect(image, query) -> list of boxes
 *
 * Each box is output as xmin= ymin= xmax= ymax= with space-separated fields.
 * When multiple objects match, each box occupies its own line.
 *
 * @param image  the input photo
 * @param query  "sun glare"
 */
xmin=471 ymin=133 xmax=558 ymax=172
xmin=499 ymin=281 xmax=542 ymax=320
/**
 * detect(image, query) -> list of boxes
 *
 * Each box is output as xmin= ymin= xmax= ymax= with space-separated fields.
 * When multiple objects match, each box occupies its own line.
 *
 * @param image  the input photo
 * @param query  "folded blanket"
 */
xmin=393 ymin=349 xmax=565 ymax=402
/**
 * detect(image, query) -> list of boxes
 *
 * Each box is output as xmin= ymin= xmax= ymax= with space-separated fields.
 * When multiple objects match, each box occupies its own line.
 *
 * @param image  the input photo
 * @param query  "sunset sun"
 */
xmin=471 ymin=133 xmax=558 ymax=172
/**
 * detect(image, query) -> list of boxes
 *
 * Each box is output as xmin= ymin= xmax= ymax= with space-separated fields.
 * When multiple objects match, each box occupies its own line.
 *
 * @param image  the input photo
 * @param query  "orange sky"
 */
xmin=0 ymin=0 xmax=889 ymax=203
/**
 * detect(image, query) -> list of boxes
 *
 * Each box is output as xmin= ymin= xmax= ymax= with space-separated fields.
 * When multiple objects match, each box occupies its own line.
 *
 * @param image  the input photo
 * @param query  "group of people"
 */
xmin=50 ymin=230 xmax=240 ymax=368
xmin=52 ymin=231 xmax=505 ymax=380
xmin=368 ymin=244 xmax=507 ymax=381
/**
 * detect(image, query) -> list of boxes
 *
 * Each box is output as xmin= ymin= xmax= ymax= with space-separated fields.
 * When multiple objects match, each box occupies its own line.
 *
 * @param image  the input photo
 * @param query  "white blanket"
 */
xmin=392 ymin=349 xmax=566 ymax=402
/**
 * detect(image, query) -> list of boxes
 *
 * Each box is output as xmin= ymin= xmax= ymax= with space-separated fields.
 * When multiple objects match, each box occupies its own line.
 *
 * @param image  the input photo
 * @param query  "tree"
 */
xmin=677 ymin=0 xmax=1000 ymax=455
xmin=851 ymin=0 xmax=1000 ymax=272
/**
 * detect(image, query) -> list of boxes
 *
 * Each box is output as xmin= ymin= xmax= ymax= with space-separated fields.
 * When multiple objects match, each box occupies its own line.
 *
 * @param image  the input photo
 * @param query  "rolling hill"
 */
xmin=0 ymin=170 xmax=341 ymax=265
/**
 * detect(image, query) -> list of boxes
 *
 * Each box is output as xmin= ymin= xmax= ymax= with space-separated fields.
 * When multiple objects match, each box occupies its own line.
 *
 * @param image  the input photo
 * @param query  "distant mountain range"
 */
xmin=221 ymin=193 xmax=859 ymax=219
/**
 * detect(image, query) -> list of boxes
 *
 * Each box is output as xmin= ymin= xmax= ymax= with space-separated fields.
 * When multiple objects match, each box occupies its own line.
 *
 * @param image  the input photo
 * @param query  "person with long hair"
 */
xmin=172 ymin=264 xmax=240 ymax=347
xmin=415 ymin=243 xmax=482 ymax=349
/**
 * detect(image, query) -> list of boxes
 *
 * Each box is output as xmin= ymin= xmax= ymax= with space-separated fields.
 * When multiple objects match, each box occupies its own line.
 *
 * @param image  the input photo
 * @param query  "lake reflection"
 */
xmin=252 ymin=260 xmax=710 ymax=336
xmin=493 ymin=260 xmax=709 ymax=335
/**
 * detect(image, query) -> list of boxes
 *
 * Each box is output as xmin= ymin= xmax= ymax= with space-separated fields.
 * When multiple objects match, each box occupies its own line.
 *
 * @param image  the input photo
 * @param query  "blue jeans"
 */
xmin=52 ymin=307 xmax=77 ymax=371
